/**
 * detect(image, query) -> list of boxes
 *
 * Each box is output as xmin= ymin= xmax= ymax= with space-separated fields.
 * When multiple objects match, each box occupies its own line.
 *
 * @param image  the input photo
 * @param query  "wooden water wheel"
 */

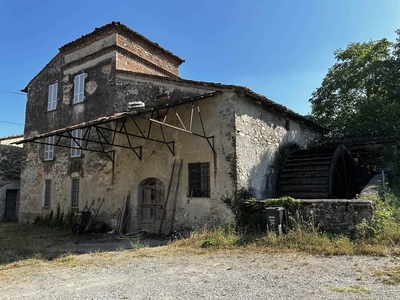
xmin=279 ymin=145 xmax=358 ymax=199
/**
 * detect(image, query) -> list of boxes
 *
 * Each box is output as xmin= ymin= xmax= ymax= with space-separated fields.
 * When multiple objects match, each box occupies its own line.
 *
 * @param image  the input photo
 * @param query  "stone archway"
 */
xmin=139 ymin=178 xmax=165 ymax=232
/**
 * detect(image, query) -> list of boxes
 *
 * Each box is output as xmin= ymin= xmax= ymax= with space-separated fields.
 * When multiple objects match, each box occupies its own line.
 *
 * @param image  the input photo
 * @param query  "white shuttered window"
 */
xmin=44 ymin=136 xmax=55 ymax=161
xmin=73 ymin=73 xmax=85 ymax=103
xmin=71 ymin=129 xmax=82 ymax=157
xmin=48 ymin=83 xmax=58 ymax=111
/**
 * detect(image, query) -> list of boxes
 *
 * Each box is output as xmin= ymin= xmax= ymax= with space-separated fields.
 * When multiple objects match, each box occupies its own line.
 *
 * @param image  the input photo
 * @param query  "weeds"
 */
xmin=355 ymin=193 xmax=400 ymax=246
xmin=33 ymin=204 xmax=75 ymax=229
xmin=331 ymin=285 xmax=370 ymax=294
xmin=373 ymin=266 xmax=400 ymax=285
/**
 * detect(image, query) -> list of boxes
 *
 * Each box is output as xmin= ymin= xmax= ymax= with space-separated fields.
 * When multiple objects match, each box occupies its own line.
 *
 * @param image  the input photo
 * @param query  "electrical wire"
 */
xmin=0 ymin=89 xmax=26 ymax=96
xmin=0 ymin=120 xmax=24 ymax=125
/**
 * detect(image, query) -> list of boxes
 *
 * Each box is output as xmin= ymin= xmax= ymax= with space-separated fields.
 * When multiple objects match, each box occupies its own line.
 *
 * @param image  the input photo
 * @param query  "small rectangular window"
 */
xmin=71 ymin=178 xmax=79 ymax=208
xmin=285 ymin=120 xmax=290 ymax=131
xmin=188 ymin=162 xmax=210 ymax=197
xmin=44 ymin=136 xmax=54 ymax=161
xmin=47 ymin=83 xmax=58 ymax=111
xmin=70 ymin=129 xmax=82 ymax=157
xmin=73 ymin=73 xmax=85 ymax=103
xmin=43 ymin=179 xmax=52 ymax=207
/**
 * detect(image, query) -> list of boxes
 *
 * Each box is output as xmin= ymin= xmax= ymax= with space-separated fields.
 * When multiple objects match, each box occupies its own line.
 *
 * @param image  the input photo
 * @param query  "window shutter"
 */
xmin=48 ymin=85 xmax=52 ymax=111
xmin=73 ymin=74 xmax=85 ymax=103
xmin=71 ymin=129 xmax=82 ymax=157
xmin=52 ymin=83 xmax=58 ymax=110
xmin=73 ymin=76 xmax=78 ymax=103
xmin=47 ymin=83 xmax=58 ymax=111
xmin=44 ymin=136 xmax=54 ymax=160
xmin=79 ymin=74 xmax=84 ymax=102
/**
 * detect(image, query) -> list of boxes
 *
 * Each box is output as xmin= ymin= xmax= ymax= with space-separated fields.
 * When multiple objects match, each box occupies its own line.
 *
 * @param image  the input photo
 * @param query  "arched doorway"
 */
xmin=139 ymin=178 xmax=165 ymax=231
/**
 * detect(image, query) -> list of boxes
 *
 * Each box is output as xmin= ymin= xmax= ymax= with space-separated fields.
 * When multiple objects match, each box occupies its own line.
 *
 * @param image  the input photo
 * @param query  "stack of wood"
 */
xmin=116 ymin=194 xmax=132 ymax=234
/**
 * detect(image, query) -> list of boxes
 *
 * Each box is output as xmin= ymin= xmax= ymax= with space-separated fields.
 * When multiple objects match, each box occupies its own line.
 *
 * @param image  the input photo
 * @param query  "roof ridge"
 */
xmin=59 ymin=21 xmax=184 ymax=64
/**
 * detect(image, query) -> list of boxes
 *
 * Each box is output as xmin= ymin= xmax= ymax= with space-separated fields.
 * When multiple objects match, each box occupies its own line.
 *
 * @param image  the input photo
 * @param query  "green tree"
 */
xmin=309 ymin=31 xmax=400 ymax=138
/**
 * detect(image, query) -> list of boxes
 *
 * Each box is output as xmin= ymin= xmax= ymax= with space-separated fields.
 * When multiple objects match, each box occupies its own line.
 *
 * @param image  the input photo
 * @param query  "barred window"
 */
xmin=43 ymin=180 xmax=51 ymax=208
xmin=71 ymin=178 xmax=79 ymax=208
xmin=188 ymin=162 xmax=210 ymax=197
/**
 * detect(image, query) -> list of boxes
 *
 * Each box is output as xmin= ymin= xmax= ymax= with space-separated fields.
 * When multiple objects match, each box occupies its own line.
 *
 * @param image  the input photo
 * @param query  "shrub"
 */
xmin=222 ymin=193 xmax=300 ymax=232
xmin=33 ymin=204 xmax=75 ymax=229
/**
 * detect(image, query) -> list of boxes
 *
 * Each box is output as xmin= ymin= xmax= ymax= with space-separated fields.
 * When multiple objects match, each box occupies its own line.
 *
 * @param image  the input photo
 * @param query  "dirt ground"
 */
xmin=1 ymin=249 xmax=400 ymax=300
xmin=1 ymin=222 xmax=399 ymax=299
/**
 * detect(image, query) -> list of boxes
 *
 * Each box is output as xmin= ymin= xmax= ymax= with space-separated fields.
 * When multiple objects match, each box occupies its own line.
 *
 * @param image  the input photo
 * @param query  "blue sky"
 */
xmin=0 ymin=0 xmax=399 ymax=137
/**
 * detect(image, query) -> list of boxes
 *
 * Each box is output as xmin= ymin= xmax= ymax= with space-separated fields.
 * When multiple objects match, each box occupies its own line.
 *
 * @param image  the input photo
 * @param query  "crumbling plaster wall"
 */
xmin=109 ymin=79 xmax=236 ymax=231
xmin=21 ymin=52 xmax=117 ymax=222
xmin=25 ymin=54 xmax=117 ymax=135
xmin=235 ymin=97 xmax=321 ymax=199
xmin=20 ymin=72 xmax=236 ymax=230
xmin=19 ymin=137 xmax=114 ymax=223
xmin=0 ymin=144 xmax=22 ymax=219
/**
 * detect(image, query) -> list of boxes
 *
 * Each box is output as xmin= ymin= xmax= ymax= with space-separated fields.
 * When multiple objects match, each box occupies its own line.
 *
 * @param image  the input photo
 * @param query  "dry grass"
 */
xmin=1 ymin=221 xmax=400 ymax=276
xmin=373 ymin=266 xmax=400 ymax=285
xmin=0 ymin=222 xmax=72 ymax=264
xmin=331 ymin=285 xmax=370 ymax=294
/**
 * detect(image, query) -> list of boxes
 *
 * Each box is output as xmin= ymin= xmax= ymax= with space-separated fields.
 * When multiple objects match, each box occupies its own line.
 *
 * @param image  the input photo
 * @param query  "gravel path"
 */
xmin=1 ymin=250 xmax=399 ymax=300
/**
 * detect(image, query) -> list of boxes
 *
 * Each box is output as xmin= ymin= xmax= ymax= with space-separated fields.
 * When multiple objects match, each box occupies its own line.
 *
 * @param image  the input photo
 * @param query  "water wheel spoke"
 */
xmin=334 ymin=165 xmax=347 ymax=196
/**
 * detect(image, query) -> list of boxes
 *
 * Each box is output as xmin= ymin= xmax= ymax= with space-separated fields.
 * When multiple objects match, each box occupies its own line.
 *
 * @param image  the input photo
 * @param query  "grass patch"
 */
xmin=331 ymin=285 xmax=370 ymax=294
xmin=170 ymin=223 xmax=239 ymax=250
xmin=168 ymin=222 xmax=400 ymax=256
xmin=373 ymin=266 xmax=400 ymax=285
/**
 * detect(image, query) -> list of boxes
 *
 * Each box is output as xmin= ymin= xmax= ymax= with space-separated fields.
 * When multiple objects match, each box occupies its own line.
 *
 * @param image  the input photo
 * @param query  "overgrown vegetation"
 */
xmin=217 ymin=184 xmax=400 ymax=256
xmin=33 ymin=204 xmax=75 ymax=228
xmin=355 ymin=193 xmax=400 ymax=247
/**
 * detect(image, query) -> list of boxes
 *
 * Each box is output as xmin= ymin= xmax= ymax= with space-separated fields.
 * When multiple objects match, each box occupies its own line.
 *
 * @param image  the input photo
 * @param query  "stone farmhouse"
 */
xmin=17 ymin=22 xmax=322 ymax=233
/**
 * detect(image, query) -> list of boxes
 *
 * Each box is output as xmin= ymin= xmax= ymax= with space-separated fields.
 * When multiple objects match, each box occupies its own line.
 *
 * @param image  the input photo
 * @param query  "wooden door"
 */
xmin=4 ymin=190 xmax=18 ymax=220
xmin=140 ymin=178 xmax=165 ymax=232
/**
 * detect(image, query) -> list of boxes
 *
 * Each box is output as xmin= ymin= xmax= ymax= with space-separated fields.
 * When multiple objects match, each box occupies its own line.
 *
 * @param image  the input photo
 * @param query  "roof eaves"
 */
xmin=115 ymin=70 xmax=324 ymax=130
xmin=15 ymin=91 xmax=219 ymax=144
xmin=0 ymin=134 xmax=24 ymax=141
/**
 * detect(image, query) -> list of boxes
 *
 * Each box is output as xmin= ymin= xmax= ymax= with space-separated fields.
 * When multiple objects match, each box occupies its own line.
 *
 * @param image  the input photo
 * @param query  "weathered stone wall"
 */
xmin=235 ymin=97 xmax=321 ymax=199
xmin=25 ymin=54 xmax=116 ymax=135
xmin=24 ymin=55 xmax=63 ymax=135
xmin=116 ymin=34 xmax=179 ymax=76
xmin=0 ymin=144 xmax=22 ymax=185
xmin=116 ymin=52 xmax=170 ymax=77
xmin=0 ymin=144 xmax=22 ymax=219
xmin=19 ymin=76 xmax=237 ymax=231
xmin=298 ymin=200 xmax=374 ymax=234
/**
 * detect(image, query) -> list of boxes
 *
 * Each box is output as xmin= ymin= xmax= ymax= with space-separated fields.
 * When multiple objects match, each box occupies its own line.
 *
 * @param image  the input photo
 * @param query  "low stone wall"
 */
xmin=298 ymin=199 xmax=374 ymax=235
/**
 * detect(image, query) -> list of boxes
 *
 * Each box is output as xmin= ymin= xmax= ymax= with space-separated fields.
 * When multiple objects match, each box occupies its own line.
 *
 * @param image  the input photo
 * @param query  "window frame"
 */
xmin=70 ymin=177 xmax=79 ymax=208
xmin=70 ymin=129 xmax=82 ymax=158
xmin=188 ymin=162 xmax=210 ymax=198
xmin=44 ymin=136 xmax=55 ymax=161
xmin=47 ymin=83 xmax=58 ymax=111
xmin=73 ymin=73 xmax=85 ymax=104
xmin=43 ymin=179 xmax=52 ymax=208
